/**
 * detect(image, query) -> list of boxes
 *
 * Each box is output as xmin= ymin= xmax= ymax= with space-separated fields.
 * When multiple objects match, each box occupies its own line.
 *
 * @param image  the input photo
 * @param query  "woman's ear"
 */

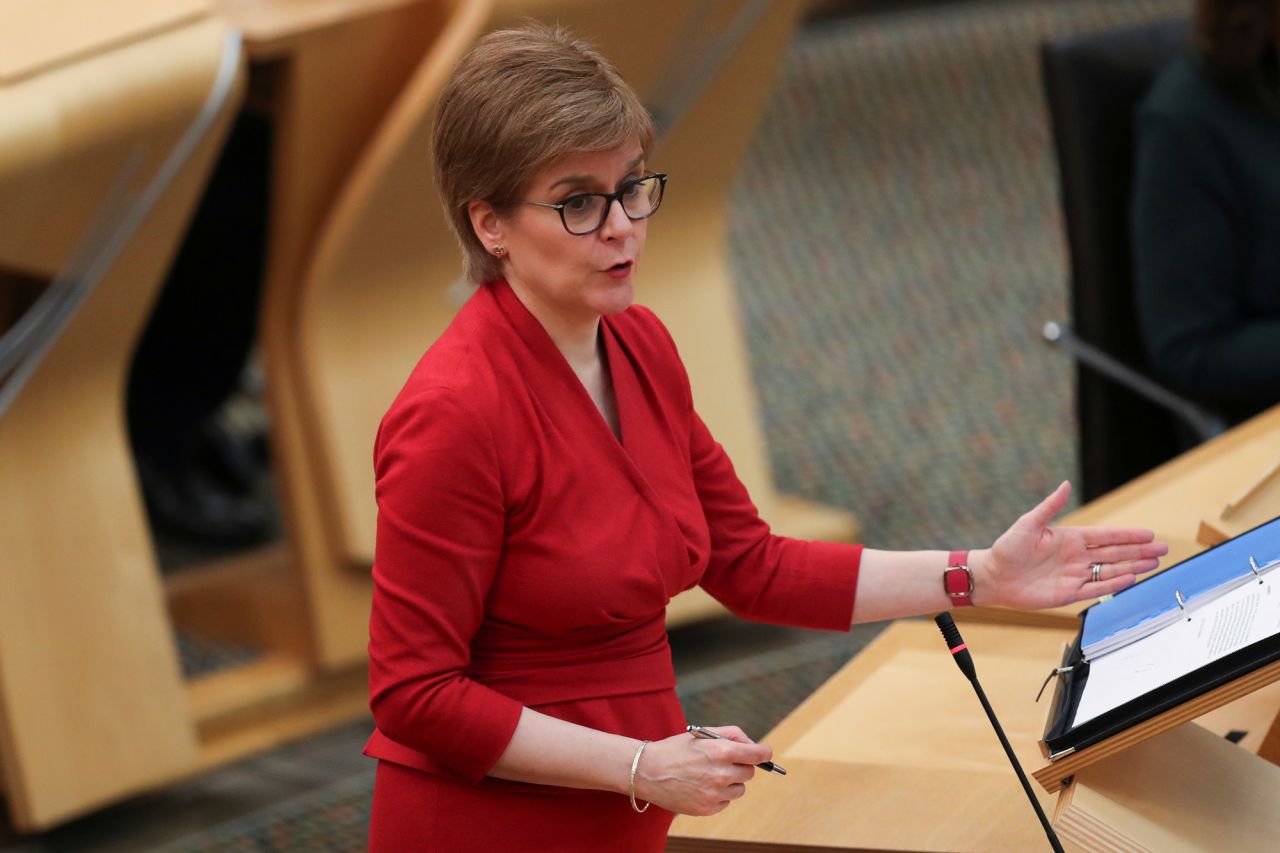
xmin=467 ymin=200 xmax=504 ymax=250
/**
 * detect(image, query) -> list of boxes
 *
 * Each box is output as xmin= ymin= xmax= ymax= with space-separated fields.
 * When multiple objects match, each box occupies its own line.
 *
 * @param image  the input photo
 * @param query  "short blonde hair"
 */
xmin=433 ymin=23 xmax=655 ymax=283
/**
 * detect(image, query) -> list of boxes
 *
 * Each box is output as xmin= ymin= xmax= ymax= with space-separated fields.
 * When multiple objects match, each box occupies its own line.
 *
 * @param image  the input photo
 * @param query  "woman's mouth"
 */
xmin=605 ymin=261 xmax=633 ymax=279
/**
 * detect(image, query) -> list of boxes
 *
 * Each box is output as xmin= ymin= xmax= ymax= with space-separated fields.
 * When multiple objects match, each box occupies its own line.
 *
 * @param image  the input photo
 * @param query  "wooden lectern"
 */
xmin=1035 ymin=409 xmax=1280 ymax=850
xmin=1035 ymin=671 xmax=1280 ymax=851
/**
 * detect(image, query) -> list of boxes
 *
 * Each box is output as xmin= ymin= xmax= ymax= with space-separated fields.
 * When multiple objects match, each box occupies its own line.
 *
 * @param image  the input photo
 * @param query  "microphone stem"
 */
xmin=970 ymin=677 xmax=1065 ymax=853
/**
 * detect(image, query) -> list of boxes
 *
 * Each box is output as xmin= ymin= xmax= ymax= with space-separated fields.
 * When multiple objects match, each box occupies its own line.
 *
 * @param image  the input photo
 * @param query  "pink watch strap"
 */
xmin=944 ymin=549 xmax=974 ymax=607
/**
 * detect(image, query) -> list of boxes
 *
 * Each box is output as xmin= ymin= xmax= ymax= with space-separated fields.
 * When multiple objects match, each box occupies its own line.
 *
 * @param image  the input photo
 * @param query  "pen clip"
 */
xmin=1035 ymin=665 xmax=1074 ymax=703
xmin=1250 ymin=556 xmax=1264 ymax=583
xmin=1175 ymin=589 xmax=1189 ymax=620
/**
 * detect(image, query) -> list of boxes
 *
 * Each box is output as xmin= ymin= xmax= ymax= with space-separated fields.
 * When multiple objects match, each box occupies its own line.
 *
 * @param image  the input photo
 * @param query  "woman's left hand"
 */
xmin=975 ymin=481 xmax=1168 ymax=610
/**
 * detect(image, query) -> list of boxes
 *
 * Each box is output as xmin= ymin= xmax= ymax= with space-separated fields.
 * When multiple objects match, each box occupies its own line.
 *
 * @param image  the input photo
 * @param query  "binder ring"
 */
xmin=1175 ymin=589 xmax=1188 ymax=618
xmin=1090 ymin=562 xmax=1102 ymax=583
xmin=1250 ymin=556 xmax=1264 ymax=583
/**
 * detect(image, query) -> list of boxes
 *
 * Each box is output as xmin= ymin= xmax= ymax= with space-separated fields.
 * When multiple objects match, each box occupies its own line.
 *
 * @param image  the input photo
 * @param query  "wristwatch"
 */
xmin=943 ymin=549 xmax=974 ymax=607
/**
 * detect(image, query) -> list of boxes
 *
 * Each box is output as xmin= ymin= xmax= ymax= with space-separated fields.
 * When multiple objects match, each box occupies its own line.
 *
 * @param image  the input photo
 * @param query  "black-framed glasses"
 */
xmin=522 ymin=173 xmax=667 ymax=236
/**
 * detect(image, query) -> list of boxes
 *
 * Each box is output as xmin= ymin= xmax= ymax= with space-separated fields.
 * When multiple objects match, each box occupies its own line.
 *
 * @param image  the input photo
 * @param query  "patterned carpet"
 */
xmin=121 ymin=0 xmax=1190 ymax=848
xmin=732 ymin=0 xmax=1181 ymax=551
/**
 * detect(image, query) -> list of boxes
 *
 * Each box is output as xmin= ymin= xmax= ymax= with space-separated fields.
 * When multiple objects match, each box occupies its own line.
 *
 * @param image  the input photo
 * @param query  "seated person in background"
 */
xmin=1131 ymin=0 xmax=1280 ymax=425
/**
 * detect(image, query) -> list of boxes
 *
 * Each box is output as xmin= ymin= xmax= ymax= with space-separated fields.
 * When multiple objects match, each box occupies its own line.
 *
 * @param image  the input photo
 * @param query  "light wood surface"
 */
xmin=165 ymin=545 xmax=312 ymax=660
xmin=0 ymin=0 xmax=208 ymax=84
xmin=1221 ymin=460 xmax=1280 ymax=520
xmin=1199 ymin=459 xmax=1280 ymax=546
xmin=668 ymin=621 xmax=1077 ymax=852
xmin=192 ymin=662 xmax=370 ymax=770
xmin=0 ymin=13 xmax=243 ymax=830
xmin=216 ymin=0 xmax=433 ymax=57
xmin=1052 ymin=721 xmax=1280 ymax=852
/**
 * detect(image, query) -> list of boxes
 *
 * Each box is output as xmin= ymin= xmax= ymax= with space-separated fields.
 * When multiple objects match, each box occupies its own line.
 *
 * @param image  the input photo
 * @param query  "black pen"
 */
xmin=686 ymin=725 xmax=787 ymax=775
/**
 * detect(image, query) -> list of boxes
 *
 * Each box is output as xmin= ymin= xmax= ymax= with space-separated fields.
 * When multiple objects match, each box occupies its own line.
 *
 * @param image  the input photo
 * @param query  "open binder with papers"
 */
xmin=1037 ymin=514 xmax=1280 ymax=766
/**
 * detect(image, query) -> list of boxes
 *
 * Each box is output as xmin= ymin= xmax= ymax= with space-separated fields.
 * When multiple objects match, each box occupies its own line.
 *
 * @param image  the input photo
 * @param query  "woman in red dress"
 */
xmin=365 ymin=23 xmax=1168 ymax=851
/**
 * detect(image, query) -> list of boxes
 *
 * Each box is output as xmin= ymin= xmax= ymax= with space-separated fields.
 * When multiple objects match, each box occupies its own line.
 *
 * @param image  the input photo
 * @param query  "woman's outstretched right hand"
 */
xmin=632 ymin=725 xmax=773 ymax=816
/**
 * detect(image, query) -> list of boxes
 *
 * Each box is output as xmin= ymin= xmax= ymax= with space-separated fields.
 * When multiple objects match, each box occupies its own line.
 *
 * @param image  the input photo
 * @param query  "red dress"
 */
xmin=365 ymin=280 xmax=861 ymax=851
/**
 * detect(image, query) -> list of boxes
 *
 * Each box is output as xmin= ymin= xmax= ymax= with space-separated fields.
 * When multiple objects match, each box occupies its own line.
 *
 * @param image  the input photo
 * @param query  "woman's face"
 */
xmin=480 ymin=141 xmax=649 ymax=338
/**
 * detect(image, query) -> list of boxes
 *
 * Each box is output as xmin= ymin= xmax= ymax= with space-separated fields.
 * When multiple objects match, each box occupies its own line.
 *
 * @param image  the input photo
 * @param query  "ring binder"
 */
xmin=1039 ymin=514 xmax=1280 ymax=761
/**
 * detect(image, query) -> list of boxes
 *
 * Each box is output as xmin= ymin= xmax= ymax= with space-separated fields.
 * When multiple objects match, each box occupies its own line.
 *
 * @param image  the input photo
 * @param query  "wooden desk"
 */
xmin=668 ymin=621 xmax=1076 ymax=852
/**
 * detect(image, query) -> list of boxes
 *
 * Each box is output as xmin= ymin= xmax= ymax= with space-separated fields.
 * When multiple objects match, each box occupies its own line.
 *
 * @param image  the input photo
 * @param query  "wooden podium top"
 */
xmin=668 ymin=620 xmax=1076 ymax=852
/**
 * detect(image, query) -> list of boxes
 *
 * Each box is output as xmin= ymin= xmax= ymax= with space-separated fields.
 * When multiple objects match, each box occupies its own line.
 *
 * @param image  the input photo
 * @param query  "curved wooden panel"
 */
xmin=0 ymin=15 xmax=244 ymax=829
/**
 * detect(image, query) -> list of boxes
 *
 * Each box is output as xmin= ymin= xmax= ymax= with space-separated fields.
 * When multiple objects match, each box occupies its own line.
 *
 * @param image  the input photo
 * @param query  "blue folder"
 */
xmin=1080 ymin=515 xmax=1280 ymax=659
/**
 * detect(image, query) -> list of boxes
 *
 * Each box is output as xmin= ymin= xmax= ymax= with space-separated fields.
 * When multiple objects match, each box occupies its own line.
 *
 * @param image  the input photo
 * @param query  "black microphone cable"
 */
xmin=935 ymin=613 xmax=1065 ymax=853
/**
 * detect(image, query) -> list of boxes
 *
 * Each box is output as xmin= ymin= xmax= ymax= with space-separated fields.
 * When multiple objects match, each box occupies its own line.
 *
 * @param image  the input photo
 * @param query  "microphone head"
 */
xmin=935 ymin=612 xmax=963 ymax=649
xmin=935 ymin=612 xmax=976 ymax=681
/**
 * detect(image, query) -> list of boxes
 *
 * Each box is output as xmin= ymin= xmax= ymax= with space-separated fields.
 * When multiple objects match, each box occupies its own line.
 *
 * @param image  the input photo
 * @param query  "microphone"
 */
xmin=934 ymin=613 xmax=1064 ymax=853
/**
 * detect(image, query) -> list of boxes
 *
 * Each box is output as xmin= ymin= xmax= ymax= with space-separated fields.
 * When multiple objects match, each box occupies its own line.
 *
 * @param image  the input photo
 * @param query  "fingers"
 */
xmin=657 ymin=726 xmax=775 ymax=816
xmin=1084 ymin=541 xmax=1169 ymax=565
xmin=1093 ymin=557 xmax=1161 ymax=579
xmin=707 ymin=739 xmax=772 ymax=770
xmin=706 ymin=727 xmax=752 ymax=742
xmin=706 ymin=725 xmax=751 ymax=743
xmin=1023 ymin=480 xmax=1071 ymax=528
xmin=1087 ymin=573 xmax=1137 ymax=597
xmin=1077 ymin=526 xmax=1159 ymax=547
xmin=702 ymin=726 xmax=773 ymax=767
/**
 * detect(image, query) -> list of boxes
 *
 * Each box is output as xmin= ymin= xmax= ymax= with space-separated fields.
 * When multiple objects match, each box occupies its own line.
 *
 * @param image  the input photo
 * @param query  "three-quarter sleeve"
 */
xmin=691 ymin=410 xmax=861 ymax=631
xmin=1131 ymin=111 xmax=1280 ymax=404
xmin=367 ymin=387 xmax=524 ymax=783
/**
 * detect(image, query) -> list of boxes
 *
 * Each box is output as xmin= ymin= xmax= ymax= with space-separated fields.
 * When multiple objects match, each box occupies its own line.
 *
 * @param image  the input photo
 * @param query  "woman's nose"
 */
xmin=599 ymin=197 xmax=634 ymax=239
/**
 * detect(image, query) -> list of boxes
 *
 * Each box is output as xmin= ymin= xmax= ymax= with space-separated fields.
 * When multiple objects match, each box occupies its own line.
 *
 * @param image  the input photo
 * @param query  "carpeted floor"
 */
xmin=732 ymin=0 xmax=1181 ymax=551
xmin=3 ymin=1 xmax=1188 ymax=849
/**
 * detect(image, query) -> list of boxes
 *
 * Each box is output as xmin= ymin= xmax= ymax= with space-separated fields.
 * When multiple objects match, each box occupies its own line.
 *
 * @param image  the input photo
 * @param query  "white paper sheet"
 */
xmin=1072 ymin=575 xmax=1280 ymax=727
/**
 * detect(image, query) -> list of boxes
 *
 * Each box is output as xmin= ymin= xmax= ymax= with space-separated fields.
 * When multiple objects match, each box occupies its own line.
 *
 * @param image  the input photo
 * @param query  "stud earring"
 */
xmin=492 ymin=245 xmax=506 ymax=256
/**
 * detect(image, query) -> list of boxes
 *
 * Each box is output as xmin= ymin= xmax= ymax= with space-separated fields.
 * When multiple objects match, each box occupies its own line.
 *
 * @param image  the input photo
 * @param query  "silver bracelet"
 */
xmin=629 ymin=740 xmax=651 ymax=813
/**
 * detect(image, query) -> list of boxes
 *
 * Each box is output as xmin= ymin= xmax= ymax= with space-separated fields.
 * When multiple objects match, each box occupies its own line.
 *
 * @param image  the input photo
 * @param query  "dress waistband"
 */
xmin=466 ymin=614 xmax=675 ymax=706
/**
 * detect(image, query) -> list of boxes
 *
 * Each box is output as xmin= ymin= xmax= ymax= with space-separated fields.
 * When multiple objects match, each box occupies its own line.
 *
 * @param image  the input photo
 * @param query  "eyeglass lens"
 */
xmin=562 ymin=175 xmax=664 ymax=234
